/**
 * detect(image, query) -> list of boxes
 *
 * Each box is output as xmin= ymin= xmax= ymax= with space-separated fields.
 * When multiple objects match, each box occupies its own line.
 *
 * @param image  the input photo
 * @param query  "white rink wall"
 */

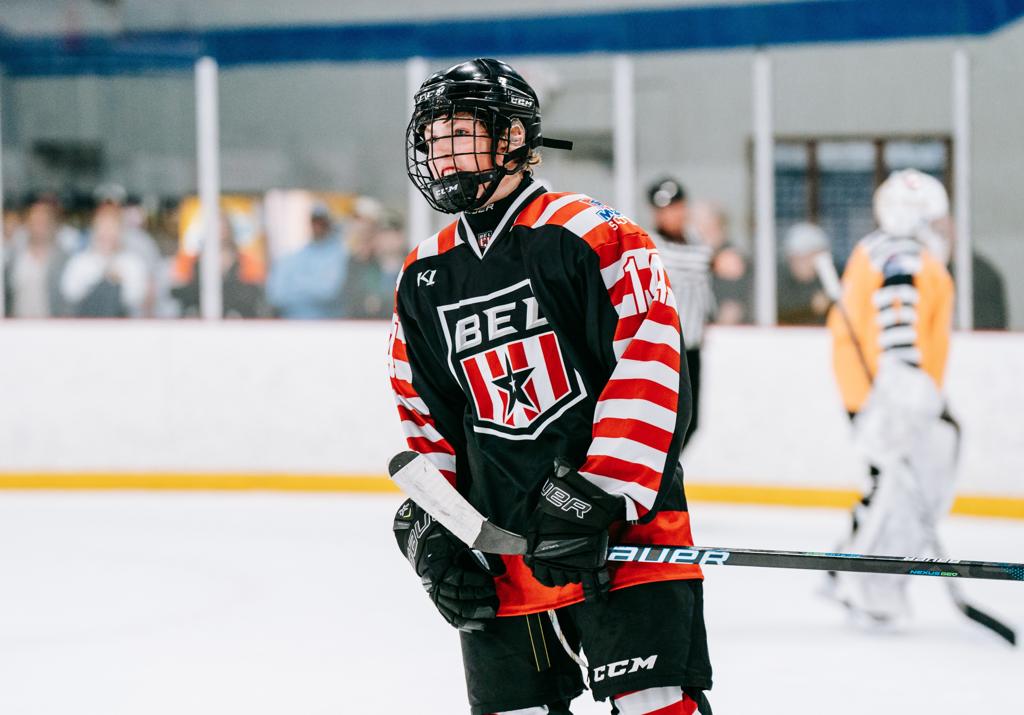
xmin=684 ymin=327 xmax=1024 ymax=497
xmin=0 ymin=321 xmax=402 ymax=475
xmin=0 ymin=322 xmax=1022 ymax=497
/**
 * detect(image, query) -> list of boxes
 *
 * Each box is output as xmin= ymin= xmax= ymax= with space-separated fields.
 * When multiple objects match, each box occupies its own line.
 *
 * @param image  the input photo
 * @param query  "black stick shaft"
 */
xmin=609 ymin=544 xmax=1024 ymax=582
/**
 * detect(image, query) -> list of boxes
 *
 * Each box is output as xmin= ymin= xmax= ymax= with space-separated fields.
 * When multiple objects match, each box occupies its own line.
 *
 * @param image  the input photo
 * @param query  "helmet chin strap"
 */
xmin=428 ymin=169 xmax=499 ymax=214
xmin=430 ymin=145 xmax=529 ymax=214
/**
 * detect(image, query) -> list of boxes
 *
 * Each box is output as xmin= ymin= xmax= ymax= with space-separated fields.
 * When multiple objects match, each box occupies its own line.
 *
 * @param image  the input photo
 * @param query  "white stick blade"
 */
xmin=388 ymin=451 xmax=485 ymax=548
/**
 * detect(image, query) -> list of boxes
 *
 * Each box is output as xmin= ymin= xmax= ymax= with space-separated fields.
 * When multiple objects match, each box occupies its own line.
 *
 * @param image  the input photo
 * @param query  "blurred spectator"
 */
xmin=646 ymin=177 xmax=713 ymax=448
xmin=690 ymin=199 xmax=752 ymax=325
xmin=777 ymin=222 xmax=831 ymax=326
xmin=266 ymin=202 xmax=347 ymax=319
xmin=930 ymin=216 xmax=1008 ymax=330
xmin=342 ymin=209 xmax=397 ymax=320
xmin=2 ymin=198 xmax=19 ymax=311
xmin=172 ymin=214 xmax=267 ymax=318
xmin=3 ymin=195 xmax=73 ymax=317
xmin=7 ymin=192 xmax=84 ymax=253
xmin=61 ymin=204 xmax=148 ymax=317
xmin=967 ymin=252 xmax=1008 ymax=330
xmin=151 ymin=198 xmax=186 ymax=318
xmin=10 ymin=192 xmax=84 ymax=255
xmin=375 ymin=211 xmax=408 ymax=298
xmin=2 ymin=199 xmax=21 ymax=250
xmin=94 ymin=183 xmax=162 ymax=316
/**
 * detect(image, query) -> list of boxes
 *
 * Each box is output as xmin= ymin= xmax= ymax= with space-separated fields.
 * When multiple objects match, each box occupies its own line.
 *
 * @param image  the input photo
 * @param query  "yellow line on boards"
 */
xmin=0 ymin=473 xmax=1022 ymax=520
xmin=685 ymin=484 xmax=862 ymax=509
xmin=948 ymin=495 xmax=1024 ymax=520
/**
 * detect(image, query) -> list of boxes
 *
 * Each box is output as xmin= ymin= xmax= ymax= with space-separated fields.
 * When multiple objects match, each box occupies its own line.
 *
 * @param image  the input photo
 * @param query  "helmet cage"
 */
xmin=406 ymin=78 xmax=540 ymax=214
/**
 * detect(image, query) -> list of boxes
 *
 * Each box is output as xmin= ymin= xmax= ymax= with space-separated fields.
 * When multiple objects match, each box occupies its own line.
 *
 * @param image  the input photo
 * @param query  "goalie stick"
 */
xmin=389 ymin=451 xmax=1024 ymax=584
xmin=814 ymin=252 xmax=1017 ymax=645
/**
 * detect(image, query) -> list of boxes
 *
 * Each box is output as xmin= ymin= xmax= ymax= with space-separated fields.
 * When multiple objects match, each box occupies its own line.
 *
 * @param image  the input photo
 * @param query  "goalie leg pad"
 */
xmin=835 ymin=415 xmax=959 ymax=621
xmin=907 ymin=415 xmax=959 ymax=522
xmin=834 ymin=461 xmax=922 ymax=620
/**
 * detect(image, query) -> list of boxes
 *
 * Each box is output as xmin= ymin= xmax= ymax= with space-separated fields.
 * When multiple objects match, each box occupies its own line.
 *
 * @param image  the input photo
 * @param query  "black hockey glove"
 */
xmin=524 ymin=459 xmax=626 ymax=602
xmin=393 ymin=498 xmax=503 ymax=632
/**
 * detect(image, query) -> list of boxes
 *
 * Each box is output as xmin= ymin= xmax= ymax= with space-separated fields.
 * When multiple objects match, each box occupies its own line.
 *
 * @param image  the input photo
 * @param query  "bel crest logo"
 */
xmin=437 ymin=280 xmax=586 ymax=440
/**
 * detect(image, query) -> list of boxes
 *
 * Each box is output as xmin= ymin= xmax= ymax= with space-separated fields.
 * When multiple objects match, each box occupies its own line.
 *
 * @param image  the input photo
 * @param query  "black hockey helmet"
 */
xmin=406 ymin=58 xmax=572 ymax=214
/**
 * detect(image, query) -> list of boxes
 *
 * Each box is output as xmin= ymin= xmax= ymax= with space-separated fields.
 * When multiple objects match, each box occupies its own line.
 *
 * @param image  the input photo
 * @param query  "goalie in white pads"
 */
xmin=826 ymin=169 xmax=959 ymax=623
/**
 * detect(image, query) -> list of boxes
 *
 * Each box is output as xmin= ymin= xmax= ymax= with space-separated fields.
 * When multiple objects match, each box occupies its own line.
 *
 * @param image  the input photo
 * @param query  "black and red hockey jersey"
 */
xmin=387 ymin=182 xmax=702 ymax=616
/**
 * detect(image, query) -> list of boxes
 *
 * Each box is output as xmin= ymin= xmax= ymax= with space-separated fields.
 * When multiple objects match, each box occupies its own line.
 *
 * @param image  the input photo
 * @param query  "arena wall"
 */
xmin=1 ymin=322 xmax=1021 ymax=516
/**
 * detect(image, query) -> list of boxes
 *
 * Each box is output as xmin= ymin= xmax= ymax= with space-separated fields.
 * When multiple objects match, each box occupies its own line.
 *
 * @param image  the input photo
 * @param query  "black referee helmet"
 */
xmin=647 ymin=177 xmax=687 ymax=209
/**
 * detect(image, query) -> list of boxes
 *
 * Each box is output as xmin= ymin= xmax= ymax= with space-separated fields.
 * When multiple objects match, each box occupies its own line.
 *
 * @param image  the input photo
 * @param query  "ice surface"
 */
xmin=0 ymin=493 xmax=1020 ymax=714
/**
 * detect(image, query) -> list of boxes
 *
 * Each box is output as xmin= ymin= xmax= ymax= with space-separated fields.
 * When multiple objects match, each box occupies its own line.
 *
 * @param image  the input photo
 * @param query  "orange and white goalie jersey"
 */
xmin=386 ymin=184 xmax=701 ymax=616
xmin=828 ymin=230 xmax=955 ymax=414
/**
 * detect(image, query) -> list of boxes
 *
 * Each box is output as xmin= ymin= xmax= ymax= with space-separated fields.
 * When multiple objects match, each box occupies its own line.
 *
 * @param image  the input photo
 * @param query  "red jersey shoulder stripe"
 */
xmin=397 ymin=222 xmax=461 ymax=286
xmin=513 ymin=191 xmax=580 ymax=227
xmin=538 ymin=196 xmax=646 ymax=254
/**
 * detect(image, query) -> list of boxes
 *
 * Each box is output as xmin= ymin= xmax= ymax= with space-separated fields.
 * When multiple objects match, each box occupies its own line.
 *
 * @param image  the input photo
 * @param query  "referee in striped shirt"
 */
xmin=647 ymin=177 xmax=715 ymax=448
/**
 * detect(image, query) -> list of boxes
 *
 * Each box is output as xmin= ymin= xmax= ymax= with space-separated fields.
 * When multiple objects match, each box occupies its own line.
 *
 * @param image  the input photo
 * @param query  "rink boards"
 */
xmin=1 ymin=320 xmax=1021 ymax=517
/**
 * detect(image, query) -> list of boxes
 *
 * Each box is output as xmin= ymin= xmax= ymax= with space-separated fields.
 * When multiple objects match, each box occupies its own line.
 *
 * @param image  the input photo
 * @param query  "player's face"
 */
xmin=423 ymin=114 xmax=494 ymax=180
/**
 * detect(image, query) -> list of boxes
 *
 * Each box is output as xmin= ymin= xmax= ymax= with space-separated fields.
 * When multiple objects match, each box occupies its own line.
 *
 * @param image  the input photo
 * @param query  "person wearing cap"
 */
xmin=266 ymin=201 xmax=347 ymax=319
xmin=646 ymin=177 xmax=715 ymax=449
xmin=92 ymin=182 xmax=161 ymax=316
xmin=777 ymin=221 xmax=832 ymax=325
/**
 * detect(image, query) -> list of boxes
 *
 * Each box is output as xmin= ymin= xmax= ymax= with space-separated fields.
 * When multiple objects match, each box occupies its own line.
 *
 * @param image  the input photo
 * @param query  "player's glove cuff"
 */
xmin=524 ymin=459 xmax=625 ymax=601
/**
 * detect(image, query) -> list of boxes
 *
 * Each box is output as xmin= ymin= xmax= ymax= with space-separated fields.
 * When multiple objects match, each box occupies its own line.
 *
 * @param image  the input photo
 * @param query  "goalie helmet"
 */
xmin=873 ymin=169 xmax=949 ymax=238
xmin=406 ymin=58 xmax=572 ymax=214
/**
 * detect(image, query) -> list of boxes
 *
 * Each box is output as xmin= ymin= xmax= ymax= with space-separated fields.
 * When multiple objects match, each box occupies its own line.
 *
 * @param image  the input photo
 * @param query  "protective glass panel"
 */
xmin=3 ymin=71 xmax=195 ymax=319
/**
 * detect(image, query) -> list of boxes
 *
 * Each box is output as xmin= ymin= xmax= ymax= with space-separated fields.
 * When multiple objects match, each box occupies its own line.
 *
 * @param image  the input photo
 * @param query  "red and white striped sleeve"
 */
xmin=385 ymin=226 xmax=463 ymax=486
xmin=572 ymin=210 xmax=686 ymax=522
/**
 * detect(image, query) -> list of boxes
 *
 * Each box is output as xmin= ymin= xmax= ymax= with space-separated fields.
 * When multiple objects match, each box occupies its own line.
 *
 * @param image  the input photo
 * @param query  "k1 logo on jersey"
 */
xmin=437 ymin=280 xmax=586 ymax=440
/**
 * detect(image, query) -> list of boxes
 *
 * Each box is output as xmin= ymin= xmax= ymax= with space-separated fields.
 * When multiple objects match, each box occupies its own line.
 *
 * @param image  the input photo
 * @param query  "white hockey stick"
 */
xmin=388 ymin=451 xmax=527 ymax=554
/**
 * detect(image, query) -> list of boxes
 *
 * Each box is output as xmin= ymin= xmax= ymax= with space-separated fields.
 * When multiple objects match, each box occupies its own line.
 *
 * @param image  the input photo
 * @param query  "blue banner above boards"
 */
xmin=1 ymin=0 xmax=1023 ymax=77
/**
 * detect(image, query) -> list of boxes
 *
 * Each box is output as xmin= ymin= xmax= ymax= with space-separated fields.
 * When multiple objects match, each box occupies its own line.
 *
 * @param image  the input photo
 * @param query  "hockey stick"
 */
xmin=389 ymin=451 xmax=1024 ymax=582
xmin=930 ymin=535 xmax=1017 ymax=644
xmin=814 ymin=253 xmax=1017 ymax=644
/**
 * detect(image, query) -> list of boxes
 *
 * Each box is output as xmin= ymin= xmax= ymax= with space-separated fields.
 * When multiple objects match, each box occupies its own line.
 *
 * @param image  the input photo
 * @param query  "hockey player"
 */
xmin=388 ymin=59 xmax=712 ymax=715
xmin=826 ymin=169 xmax=958 ymax=623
